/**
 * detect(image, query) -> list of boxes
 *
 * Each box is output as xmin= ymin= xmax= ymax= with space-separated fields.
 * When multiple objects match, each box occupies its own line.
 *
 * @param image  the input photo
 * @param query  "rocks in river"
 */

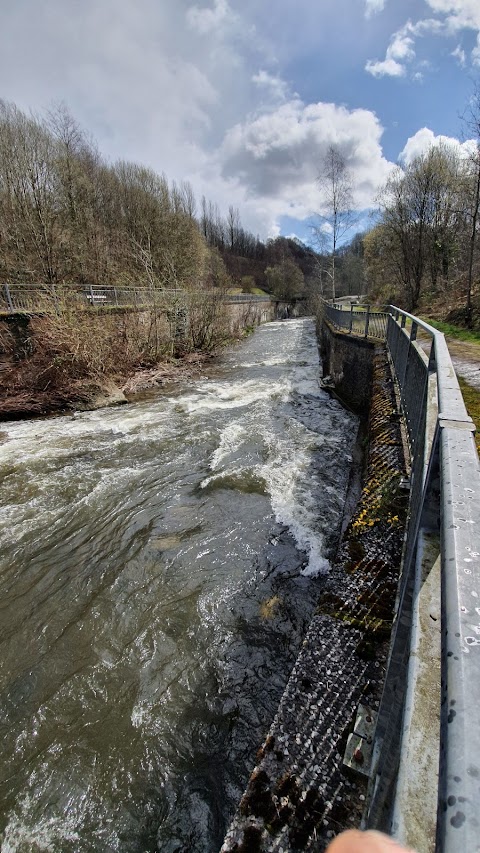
xmin=76 ymin=379 xmax=128 ymax=411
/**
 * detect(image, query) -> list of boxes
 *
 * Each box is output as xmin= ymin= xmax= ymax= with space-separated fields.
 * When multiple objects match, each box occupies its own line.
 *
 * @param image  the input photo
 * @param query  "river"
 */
xmin=0 ymin=318 xmax=357 ymax=852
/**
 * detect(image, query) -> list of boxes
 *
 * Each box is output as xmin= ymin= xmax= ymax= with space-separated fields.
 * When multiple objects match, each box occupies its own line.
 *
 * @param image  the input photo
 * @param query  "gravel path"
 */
xmin=444 ymin=338 xmax=480 ymax=391
xmin=417 ymin=334 xmax=480 ymax=392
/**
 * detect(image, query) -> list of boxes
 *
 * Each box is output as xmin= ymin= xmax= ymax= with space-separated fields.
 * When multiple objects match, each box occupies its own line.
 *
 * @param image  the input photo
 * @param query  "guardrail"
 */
xmin=0 ymin=283 xmax=273 ymax=314
xmin=322 ymin=299 xmax=480 ymax=851
xmin=321 ymin=298 xmax=389 ymax=340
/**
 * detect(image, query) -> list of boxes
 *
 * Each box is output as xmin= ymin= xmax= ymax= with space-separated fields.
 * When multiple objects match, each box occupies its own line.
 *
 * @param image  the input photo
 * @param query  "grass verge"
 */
xmin=458 ymin=377 xmax=480 ymax=455
xmin=421 ymin=318 xmax=480 ymax=344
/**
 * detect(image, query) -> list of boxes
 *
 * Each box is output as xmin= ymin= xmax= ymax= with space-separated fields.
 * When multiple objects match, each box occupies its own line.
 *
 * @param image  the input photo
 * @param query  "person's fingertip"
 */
xmin=325 ymin=829 xmax=365 ymax=852
xmin=366 ymin=830 xmax=416 ymax=851
xmin=325 ymin=828 xmax=416 ymax=853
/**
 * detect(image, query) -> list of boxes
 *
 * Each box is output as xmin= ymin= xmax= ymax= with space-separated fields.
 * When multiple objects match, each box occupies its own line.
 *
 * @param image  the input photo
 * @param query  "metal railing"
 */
xmin=366 ymin=308 xmax=480 ymax=852
xmin=0 ymin=282 xmax=273 ymax=314
xmin=322 ymin=299 xmax=480 ymax=851
xmin=321 ymin=298 xmax=389 ymax=340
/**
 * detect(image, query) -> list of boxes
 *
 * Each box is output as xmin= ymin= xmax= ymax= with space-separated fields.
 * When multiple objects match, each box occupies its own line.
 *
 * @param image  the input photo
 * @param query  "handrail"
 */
xmin=383 ymin=307 xmax=480 ymax=853
xmin=319 ymin=296 xmax=389 ymax=340
xmin=374 ymin=307 xmax=480 ymax=852
xmin=322 ymin=298 xmax=480 ymax=851
xmin=0 ymin=282 xmax=274 ymax=313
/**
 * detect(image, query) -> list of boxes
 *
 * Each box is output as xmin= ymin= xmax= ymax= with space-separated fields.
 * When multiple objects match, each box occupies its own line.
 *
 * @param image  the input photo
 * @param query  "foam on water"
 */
xmin=178 ymin=376 xmax=290 ymax=416
xmin=201 ymin=415 xmax=333 ymax=576
xmin=2 ymin=795 xmax=81 ymax=853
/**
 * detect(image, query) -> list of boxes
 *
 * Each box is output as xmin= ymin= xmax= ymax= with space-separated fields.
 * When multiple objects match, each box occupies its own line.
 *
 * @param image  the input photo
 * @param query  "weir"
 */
xmin=222 ymin=302 xmax=480 ymax=852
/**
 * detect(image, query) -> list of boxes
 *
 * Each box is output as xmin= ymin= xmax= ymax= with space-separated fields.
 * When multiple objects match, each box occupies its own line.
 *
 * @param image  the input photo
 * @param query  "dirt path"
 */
xmin=417 ymin=332 xmax=480 ymax=392
xmin=443 ymin=338 xmax=480 ymax=391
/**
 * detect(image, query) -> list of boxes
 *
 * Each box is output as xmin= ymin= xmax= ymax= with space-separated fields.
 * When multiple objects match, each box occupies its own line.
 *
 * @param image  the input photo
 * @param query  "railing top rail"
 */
xmin=388 ymin=304 xmax=439 ymax=337
xmin=1 ymin=283 xmax=277 ymax=314
xmin=320 ymin=297 xmax=389 ymax=340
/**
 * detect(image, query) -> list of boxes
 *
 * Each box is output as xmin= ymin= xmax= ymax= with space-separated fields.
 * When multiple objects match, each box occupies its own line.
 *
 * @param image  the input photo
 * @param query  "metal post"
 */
xmin=349 ymin=302 xmax=354 ymax=333
xmin=3 ymin=283 xmax=14 ymax=313
xmin=365 ymin=305 xmax=371 ymax=338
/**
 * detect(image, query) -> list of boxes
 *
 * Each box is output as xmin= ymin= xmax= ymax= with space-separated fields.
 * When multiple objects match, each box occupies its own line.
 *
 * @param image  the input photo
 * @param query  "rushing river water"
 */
xmin=0 ymin=318 xmax=357 ymax=853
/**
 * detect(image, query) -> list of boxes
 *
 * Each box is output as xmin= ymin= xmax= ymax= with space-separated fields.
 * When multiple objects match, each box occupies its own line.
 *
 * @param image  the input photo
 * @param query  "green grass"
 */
xmin=421 ymin=318 xmax=480 ymax=344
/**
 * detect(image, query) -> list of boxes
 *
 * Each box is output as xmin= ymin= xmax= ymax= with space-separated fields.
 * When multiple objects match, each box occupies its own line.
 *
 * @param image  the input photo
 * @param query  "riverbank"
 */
xmin=0 ymin=301 xmax=262 ymax=421
xmin=0 ymin=350 xmax=217 ymax=421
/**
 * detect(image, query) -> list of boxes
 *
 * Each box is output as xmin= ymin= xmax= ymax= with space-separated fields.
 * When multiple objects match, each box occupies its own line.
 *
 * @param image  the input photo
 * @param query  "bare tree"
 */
xmin=462 ymin=82 xmax=480 ymax=326
xmin=314 ymin=145 xmax=355 ymax=299
xmin=373 ymin=145 xmax=463 ymax=310
xmin=227 ymin=205 xmax=241 ymax=251
xmin=0 ymin=100 xmax=61 ymax=283
xmin=179 ymin=180 xmax=197 ymax=220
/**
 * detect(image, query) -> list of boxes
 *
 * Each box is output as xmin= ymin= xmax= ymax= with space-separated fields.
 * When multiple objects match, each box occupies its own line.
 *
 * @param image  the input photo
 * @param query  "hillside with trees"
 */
xmin=0 ymin=99 xmax=313 ymax=302
xmin=0 ymin=98 xmax=335 ymax=418
xmin=363 ymin=84 xmax=480 ymax=325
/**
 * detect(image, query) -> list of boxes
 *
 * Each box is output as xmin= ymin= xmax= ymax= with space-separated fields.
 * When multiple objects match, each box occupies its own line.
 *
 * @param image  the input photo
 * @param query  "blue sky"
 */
xmin=0 ymin=0 xmax=479 ymax=243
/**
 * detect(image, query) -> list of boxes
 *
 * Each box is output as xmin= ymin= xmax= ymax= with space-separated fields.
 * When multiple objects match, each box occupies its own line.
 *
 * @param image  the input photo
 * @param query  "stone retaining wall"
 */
xmin=319 ymin=320 xmax=375 ymax=416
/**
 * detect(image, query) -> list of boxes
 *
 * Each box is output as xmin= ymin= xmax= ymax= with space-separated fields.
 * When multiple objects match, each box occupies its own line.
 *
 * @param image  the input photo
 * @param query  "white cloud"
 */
xmin=426 ymin=0 xmax=480 ymax=33
xmin=218 ymin=99 xmax=394 ymax=227
xmin=368 ymin=0 xmax=480 ymax=78
xmin=365 ymin=56 xmax=406 ymax=77
xmin=186 ymin=0 xmax=231 ymax=34
xmin=474 ymin=41 xmax=480 ymax=65
xmin=284 ymin=232 xmax=307 ymax=243
xmin=426 ymin=0 xmax=480 ymax=62
xmin=252 ymin=70 xmax=290 ymax=103
xmin=399 ymin=127 xmax=477 ymax=164
xmin=452 ymin=44 xmax=466 ymax=65
xmin=366 ymin=21 xmax=416 ymax=77
xmin=365 ymin=0 xmax=386 ymax=19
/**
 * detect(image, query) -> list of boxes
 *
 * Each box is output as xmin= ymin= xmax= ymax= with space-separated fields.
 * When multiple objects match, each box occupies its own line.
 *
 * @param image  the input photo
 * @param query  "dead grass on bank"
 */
xmin=0 ymin=306 xmax=174 ymax=418
xmin=0 ymin=295 xmax=257 ymax=419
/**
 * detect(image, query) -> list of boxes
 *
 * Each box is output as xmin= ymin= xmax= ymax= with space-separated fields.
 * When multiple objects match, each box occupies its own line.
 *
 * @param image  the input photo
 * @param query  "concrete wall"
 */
xmin=226 ymin=300 xmax=275 ymax=331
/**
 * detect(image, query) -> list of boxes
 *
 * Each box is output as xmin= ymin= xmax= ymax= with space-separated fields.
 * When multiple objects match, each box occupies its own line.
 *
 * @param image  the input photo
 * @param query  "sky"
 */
xmin=0 ymin=0 xmax=479 ymax=244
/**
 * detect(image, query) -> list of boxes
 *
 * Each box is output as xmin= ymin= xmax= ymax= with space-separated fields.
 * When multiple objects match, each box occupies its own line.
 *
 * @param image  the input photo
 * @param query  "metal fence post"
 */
xmin=365 ymin=305 xmax=370 ymax=338
xmin=3 ymin=283 xmax=14 ymax=313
